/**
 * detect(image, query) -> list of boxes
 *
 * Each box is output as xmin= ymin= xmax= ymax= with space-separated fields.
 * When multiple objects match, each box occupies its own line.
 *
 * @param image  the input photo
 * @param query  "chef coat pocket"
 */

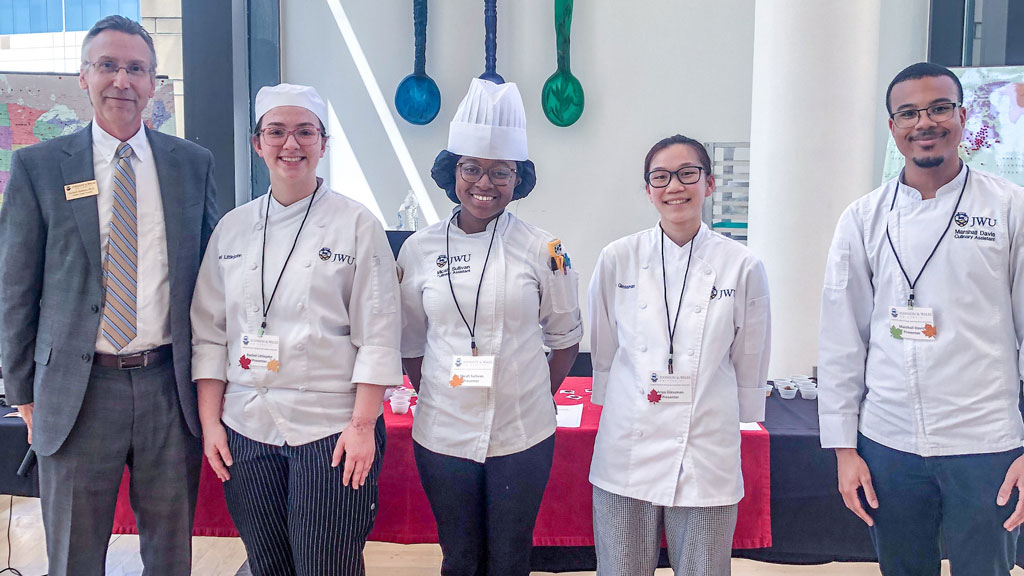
xmin=822 ymin=242 xmax=850 ymax=290
xmin=372 ymin=256 xmax=398 ymax=315
xmin=547 ymin=269 xmax=580 ymax=314
xmin=743 ymin=295 xmax=770 ymax=355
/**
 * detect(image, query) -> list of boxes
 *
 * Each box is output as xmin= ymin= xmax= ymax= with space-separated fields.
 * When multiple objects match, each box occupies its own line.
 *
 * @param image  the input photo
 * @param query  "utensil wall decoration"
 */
xmin=395 ymin=0 xmax=441 ymax=125
xmin=541 ymin=0 xmax=583 ymax=126
xmin=479 ymin=0 xmax=504 ymax=84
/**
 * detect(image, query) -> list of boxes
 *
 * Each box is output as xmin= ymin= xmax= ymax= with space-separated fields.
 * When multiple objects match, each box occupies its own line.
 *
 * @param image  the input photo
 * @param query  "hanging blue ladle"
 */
xmin=395 ymin=0 xmax=441 ymax=125
xmin=479 ymin=0 xmax=504 ymax=84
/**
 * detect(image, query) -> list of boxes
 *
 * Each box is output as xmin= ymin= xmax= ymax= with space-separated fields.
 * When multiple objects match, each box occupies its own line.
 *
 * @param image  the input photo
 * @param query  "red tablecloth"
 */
xmin=112 ymin=377 xmax=771 ymax=549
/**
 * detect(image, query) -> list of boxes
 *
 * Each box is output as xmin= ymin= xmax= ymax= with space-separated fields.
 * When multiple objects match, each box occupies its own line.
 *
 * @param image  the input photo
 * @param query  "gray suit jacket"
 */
xmin=0 ymin=125 xmax=219 ymax=456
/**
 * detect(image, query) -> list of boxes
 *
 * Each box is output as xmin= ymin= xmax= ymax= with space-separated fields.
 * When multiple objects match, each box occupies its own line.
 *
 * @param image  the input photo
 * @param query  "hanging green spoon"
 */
xmin=395 ymin=0 xmax=441 ymax=125
xmin=541 ymin=0 xmax=584 ymax=127
xmin=479 ymin=0 xmax=504 ymax=84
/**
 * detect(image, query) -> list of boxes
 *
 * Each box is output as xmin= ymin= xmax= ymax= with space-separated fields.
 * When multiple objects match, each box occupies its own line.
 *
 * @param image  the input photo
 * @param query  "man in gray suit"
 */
xmin=0 ymin=16 xmax=217 ymax=576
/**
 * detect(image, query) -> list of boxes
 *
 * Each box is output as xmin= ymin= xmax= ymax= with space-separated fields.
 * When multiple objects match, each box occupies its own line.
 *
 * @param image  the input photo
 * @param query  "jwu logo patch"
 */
xmin=710 ymin=285 xmax=735 ymax=300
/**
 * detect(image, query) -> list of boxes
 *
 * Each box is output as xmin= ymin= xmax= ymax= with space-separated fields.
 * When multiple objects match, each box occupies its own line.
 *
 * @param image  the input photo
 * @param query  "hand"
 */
xmin=17 ymin=403 xmax=34 ymax=445
xmin=997 ymin=454 xmax=1024 ymax=531
xmin=836 ymin=448 xmax=878 ymax=526
xmin=202 ymin=421 xmax=233 ymax=482
xmin=332 ymin=422 xmax=375 ymax=489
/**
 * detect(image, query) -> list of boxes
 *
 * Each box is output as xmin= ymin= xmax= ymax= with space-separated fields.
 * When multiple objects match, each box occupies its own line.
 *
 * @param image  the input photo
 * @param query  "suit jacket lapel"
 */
xmin=148 ymin=128 xmax=182 ymax=291
xmin=60 ymin=126 xmax=101 ymax=270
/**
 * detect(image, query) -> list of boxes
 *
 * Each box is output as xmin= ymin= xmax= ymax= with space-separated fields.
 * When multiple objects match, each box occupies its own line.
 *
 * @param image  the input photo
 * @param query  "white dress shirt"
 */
xmin=91 ymin=121 xmax=171 ymax=354
xmin=398 ymin=208 xmax=583 ymax=463
xmin=818 ymin=165 xmax=1024 ymax=457
xmin=191 ymin=184 xmax=403 ymax=446
xmin=588 ymin=223 xmax=771 ymax=507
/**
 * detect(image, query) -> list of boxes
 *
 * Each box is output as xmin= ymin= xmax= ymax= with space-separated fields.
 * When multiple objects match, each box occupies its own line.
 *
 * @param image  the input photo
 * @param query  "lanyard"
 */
xmin=259 ymin=185 xmax=318 ymax=336
xmin=660 ymin=225 xmax=695 ymax=374
xmin=445 ymin=210 xmax=501 ymax=356
xmin=884 ymin=166 xmax=969 ymax=308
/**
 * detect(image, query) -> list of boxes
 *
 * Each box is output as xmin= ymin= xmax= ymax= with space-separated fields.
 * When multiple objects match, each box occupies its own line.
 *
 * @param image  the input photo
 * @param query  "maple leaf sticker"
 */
xmin=890 ymin=326 xmax=903 ymax=339
xmin=922 ymin=324 xmax=937 ymax=338
xmin=648 ymin=389 xmax=662 ymax=404
xmin=267 ymin=359 xmax=281 ymax=372
xmin=239 ymin=355 xmax=252 ymax=370
xmin=449 ymin=374 xmax=464 ymax=388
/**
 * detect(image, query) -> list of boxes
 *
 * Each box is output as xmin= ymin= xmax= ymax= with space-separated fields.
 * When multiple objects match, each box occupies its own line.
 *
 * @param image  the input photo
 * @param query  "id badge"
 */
xmin=889 ymin=306 xmax=937 ymax=341
xmin=448 ymin=355 xmax=496 ymax=388
xmin=647 ymin=370 xmax=693 ymax=404
xmin=239 ymin=333 xmax=281 ymax=371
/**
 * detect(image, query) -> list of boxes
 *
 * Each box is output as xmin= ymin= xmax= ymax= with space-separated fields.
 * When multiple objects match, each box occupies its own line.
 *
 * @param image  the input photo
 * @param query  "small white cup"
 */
xmin=391 ymin=399 xmax=410 ymax=414
xmin=763 ymin=384 xmax=774 ymax=398
xmin=800 ymin=387 xmax=818 ymax=400
xmin=778 ymin=386 xmax=798 ymax=400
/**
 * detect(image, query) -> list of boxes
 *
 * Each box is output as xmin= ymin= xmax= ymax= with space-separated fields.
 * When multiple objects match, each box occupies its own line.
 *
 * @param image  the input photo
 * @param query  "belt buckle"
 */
xmin=117 ymin=351 xmax=148 ymax=370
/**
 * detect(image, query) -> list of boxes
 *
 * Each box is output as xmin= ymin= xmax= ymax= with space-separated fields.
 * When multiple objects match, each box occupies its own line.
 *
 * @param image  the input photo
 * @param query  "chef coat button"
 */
xmin=297 ymin=302 xmax=305 ymax=310
xmin=90 ymin=304 xmax=99 ymax=313
xmin=304 ymin=260 xmax=311 ymax=268
xmin=252 ymin=305 xmax=259 ymax=313
xmin=82 ymin=354 xmax=91 ymax=362
xmin=296 ymin=343 xmax=305 ymax=351
xmin=641 ymin=263 xmax=649 ymax=270
xmin=704 ymin=268 xmax=711 ymax=275
xmin=676 ymin=436 xmax=684 ymax=444
xmin=634 ymin=430 xmax=643 ymax=438
xmin=694 ymin=305 xmax=702 ymax=313
xmin=249 ymin=263 xmax=257 ymax=270
xmin=687 ymin=349 xmax=694 ymax=356
xmin=639 ymin=302 xmax=647 ymax=310
xmin=639 ymin=345 xmax=647 ymax=352
xmin=317 ymin=222 xmax=326 ymax=228
xmin=259 ymin=387 xmax=268 ymax=394
xmin=299 ymin=385 xmax=308 ymax=392
xmin=256 ymin=223 xmax=264 ymax=231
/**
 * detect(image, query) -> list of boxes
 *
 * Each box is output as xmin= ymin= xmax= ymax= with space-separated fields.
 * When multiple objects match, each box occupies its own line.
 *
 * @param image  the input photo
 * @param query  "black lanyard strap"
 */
xmin=884 ymin=166 xmax=969 ymax=308
xmin=660 ymin=225 xmax=695 ymax=374
xmin=445 ymin=210 xmax=501 ymax=356
xmin=260 ymin=185 xmax=318 ymax=335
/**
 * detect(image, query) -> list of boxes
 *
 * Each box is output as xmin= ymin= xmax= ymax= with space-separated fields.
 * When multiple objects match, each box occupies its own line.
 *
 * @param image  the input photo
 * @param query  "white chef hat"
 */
xmin=254 ymin=83 xmax=328 ymax=129
xmin=447 ymin=78 xmax=528 ymax=161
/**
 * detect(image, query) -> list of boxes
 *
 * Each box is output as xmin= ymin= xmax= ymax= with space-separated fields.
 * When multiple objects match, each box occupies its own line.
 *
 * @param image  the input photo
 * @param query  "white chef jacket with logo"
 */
xmin=818 ymin=166 xmax=1024 ymax=457
xmin=191 ymin=184 xmax=403 ymax=446
xmin=398 ymin=208 xmax=583 ymax=463
xmin=588 ymin=223 xmax=771 ymax=507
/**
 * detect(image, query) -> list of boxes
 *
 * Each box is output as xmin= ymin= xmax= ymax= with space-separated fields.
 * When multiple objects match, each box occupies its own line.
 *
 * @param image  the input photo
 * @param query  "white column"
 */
xmin=747 ymin=0 xmax=882 ymax=377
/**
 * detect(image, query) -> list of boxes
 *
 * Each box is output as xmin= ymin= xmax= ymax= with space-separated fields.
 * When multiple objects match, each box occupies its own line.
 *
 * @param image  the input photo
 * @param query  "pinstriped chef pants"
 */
xmin=592 ymin=485 xmax=737 ymax=576
xmin=222 ymin=417 xmax=386 ymax=576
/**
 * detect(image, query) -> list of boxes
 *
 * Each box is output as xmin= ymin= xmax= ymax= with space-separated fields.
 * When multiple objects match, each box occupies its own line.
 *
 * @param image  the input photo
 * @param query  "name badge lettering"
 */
xmin=448 ymin=355 xmax=496 ymax=388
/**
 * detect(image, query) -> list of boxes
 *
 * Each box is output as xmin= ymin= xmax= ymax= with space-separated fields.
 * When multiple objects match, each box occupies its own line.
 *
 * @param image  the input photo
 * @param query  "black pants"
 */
xmin=223 ymin=417 xmax=386 ymax=576
xmin=414 ymin=435 xmax=555 ymax=576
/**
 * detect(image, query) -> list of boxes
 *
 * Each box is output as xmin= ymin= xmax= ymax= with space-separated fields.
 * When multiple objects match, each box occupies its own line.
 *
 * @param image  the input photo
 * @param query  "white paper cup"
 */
xmin=764 ymin=384 xmax=774 ymax=397
xmin=390 ymin=399 xmax=410 ymax=414
xmin=800 ymin=387 xmax=818 ymax=400
xmin=779 ymin=386 xmax=798 ymax=400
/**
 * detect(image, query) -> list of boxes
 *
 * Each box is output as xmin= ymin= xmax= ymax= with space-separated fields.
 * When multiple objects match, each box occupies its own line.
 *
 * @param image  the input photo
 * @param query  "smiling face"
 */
xmin=252 ymin=106 xmax=325 ymax=187
xmin=454 ymin=156 xmax=519 ymax=232
xmin=645 ymin=143 xmax=714 ymax=234
xmin=888 ymin=75 xmax=966 ymax=171
xmin=79 ymin=30 xmax=156 ymax=141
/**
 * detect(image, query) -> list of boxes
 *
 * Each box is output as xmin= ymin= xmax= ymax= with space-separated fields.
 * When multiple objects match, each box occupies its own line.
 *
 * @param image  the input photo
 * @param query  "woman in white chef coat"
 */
xmin=190 ymin=83 xmax=402 ymax=576
xmin=588 ymin=134 xmax=771 ymax=576
xmin=397 ymin=79 xmax=583 ymax=576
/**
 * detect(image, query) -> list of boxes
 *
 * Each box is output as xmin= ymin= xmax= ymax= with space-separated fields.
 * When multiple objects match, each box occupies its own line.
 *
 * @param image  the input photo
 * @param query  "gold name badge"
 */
xmin=64 ymin=180 xmax=99 ymax=201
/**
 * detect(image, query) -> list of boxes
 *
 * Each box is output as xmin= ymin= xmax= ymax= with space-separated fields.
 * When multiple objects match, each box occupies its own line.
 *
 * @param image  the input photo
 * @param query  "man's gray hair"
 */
xmin=80 ymin=15 xmax=157 ymax=73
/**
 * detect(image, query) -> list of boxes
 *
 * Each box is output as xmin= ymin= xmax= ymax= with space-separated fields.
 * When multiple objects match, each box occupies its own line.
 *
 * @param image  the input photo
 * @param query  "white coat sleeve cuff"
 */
xmin=819 ymin=414 xmax=860 ymax=449
xmin=191 ymin=344 xmax=228 ymax=382
xmin=352 ymin=345 xmax=404 ymax=387
xmin=591 ymin=369 xmax=609 ymax=406
xmin=737 ymin=386 xmax=766 ymax=422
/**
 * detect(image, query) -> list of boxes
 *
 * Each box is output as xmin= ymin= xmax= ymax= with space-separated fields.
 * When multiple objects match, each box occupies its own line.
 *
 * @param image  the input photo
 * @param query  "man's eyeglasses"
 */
xmin=645 ymin=166 xmax=704 ymax=188
xmin=889 ymin=102 xmax=961 ymax=128
xmin=457 ymin=163 xmax=517 ymax=186
xmin=84 ymin=60 xmax=153 ymax=78
xmin=258 ymin=127 xmax=324 ymax=146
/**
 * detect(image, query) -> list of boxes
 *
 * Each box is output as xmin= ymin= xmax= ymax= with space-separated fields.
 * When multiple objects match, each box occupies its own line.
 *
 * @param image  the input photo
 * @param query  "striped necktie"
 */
xmin=100 ymin=142 xmax=138 ymax=351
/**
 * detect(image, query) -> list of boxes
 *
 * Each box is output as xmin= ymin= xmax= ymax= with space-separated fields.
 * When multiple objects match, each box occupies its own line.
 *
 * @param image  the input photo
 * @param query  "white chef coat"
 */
xmin=819 ymin=166 xmax=1024 ymax=457
xmin=91 ymin=121 xmax=172 ymax=354
xmin=191 ymin=184 xmax=403 ymax=446
xmin=588 ymin=223 xmax=770 ymax=507
xmin=398 ymin=208 xmax=583 ymax=463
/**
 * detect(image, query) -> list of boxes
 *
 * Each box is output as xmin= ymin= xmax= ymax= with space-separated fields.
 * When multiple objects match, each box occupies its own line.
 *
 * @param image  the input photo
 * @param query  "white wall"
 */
xmin=280 ymin=1 xmax=928 ymax=358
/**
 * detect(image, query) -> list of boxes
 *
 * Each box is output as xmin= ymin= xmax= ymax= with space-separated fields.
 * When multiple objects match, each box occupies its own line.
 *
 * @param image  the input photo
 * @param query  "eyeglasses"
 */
xmin=258 ymin=126 xmax=324 ymax=146
xmin=889 ymin=102 xmax=961 ymax=128
xmin=645 ymin=166 xmax=704 ymax=188
xmin=457 ymin=163 xmax=517 ymax=186
xmin=84 ymin=60 xmax=153 ymax=78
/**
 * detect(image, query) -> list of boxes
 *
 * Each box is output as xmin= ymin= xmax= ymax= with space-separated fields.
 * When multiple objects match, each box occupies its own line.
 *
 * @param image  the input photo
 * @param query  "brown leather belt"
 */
xmin=93 ymin=344 xmax=173 ymax=370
